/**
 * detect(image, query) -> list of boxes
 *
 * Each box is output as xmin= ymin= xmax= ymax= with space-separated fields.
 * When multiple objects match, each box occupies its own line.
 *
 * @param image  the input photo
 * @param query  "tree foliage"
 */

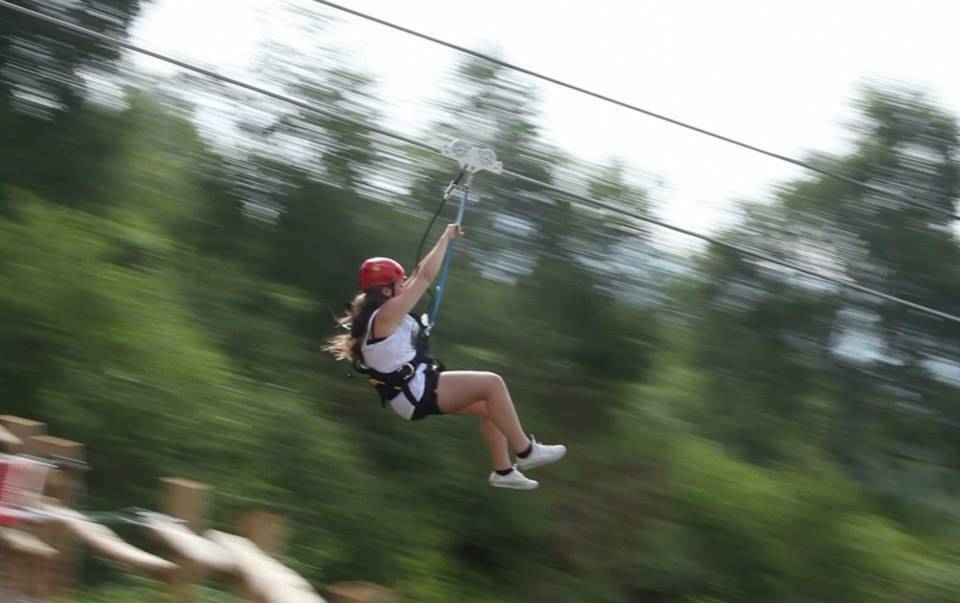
xmin=1 ymin=6 xmax=959 ymax=602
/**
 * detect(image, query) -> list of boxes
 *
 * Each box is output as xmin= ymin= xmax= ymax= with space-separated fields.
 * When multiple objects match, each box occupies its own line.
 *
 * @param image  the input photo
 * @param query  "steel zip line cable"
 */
xmin=3 ymin=0 xmax=959 ymax=325
xmin=313 ymin=0 xmax=960 ymax=223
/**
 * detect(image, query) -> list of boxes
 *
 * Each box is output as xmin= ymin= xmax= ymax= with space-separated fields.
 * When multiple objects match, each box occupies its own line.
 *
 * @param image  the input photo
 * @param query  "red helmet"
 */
xmin=359 ymin=257 xmax=406 ymax=290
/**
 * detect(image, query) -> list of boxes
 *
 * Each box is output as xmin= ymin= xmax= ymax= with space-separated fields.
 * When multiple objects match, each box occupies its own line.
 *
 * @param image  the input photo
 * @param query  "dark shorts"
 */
xmin=410 ymin=365 xmax=444 ymax=421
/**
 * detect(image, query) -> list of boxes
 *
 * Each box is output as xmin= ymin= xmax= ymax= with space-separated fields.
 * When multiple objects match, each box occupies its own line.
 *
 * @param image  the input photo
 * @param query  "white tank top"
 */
xmin=359 ymin=308 xmax=420 ymax=373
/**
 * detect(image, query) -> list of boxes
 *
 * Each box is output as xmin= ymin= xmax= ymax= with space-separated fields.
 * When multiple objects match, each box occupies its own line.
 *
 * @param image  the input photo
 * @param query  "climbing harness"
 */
xmin=355 ymin=312 xmax=443 ymax=407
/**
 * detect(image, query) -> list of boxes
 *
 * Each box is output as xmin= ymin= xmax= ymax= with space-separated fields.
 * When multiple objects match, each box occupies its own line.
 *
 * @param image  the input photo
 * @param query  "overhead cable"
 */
xmin=2 ymin=0 xmax=959 ymax=325
xmin=314 ymin=0 xmax=960 ymax=222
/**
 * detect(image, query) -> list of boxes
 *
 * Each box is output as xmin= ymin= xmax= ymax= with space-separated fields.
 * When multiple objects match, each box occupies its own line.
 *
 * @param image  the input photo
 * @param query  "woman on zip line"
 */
xmin=326 ymin=223 xmax=566 ymax=490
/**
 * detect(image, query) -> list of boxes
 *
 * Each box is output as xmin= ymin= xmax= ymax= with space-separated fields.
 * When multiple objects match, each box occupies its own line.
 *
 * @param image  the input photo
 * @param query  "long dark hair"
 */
xmin=324 ymin=286 xmax=392 ymax=362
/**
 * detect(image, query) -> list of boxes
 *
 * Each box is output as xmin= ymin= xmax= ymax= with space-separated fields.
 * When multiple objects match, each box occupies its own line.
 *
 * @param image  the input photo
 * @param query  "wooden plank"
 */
xmin=142 ymin=514 xmax=236 ymax=574
xmin=38 ymin=504 xmax=177 ymax=580
xmin=0 ymin=527 xmax=57 ymax=558
xmin=207 ymin=530 xmax=326 ymax=603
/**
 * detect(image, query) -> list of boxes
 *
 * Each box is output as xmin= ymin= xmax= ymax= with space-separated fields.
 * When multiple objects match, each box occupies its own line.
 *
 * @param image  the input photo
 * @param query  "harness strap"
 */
xmin=357 ymin=349 xmax=439 ymax=407
xmin=354 ymin=313 xmax=442 ymax=407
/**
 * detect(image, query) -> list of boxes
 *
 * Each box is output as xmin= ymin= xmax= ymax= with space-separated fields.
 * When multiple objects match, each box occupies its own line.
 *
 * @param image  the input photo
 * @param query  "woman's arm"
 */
xmin=411 ymin=223 xmax=463 ymax=284
xmin=375 ymin=224 xmax=463 ymax=334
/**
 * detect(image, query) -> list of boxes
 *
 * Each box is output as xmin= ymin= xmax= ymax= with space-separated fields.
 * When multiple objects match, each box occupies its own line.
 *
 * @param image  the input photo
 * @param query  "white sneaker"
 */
xmin=516 ymin=435 xmax=567 ymax=471
xmin=488 ymin=467 xmax=538 ymax=490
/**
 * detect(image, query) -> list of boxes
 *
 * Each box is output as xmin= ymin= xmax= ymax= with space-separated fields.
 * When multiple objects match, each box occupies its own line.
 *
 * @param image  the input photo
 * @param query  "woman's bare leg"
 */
xmin=451 ymin=400 xmax=511 ymax=470
xmin=436 ymin=371 xmax=530 ymax=454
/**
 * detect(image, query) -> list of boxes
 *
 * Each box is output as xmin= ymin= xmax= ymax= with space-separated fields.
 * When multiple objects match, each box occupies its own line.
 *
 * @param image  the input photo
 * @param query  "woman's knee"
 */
xmin=481 ymin=373 xmax=515 ymax=409
xmin=480 ymin=372 xmax=507 ymax=402
xmin=481 ymin=372 xmax=506 ymax=395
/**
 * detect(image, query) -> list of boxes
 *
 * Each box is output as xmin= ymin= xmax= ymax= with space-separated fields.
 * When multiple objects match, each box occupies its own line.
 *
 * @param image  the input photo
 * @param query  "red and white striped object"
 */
xmin=0 ymin=453 xmax=50 ymax=525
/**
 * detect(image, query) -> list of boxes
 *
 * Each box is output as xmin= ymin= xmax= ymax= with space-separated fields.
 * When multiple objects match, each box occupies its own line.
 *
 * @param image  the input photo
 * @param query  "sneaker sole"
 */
xmin=517 ymin=447 xmax=567 ymax=471
xmin=489 ymin=479 xmax=539 ymax=490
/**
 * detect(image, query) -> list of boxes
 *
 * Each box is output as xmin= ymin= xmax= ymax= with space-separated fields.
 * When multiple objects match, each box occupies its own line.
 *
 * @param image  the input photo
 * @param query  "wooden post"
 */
xmin=231 ymin=510 xmax=290 ymax=603
xmin=0 ymin=416 xmax=46 ymax=454
xmin=30 ymin=435 xmax=85 ymax=595
xmin=161 ymin=478 xmax=211 ymax=533
xmin=236 ymin=510 xmax=288 ymax=557
xmin=0 ymin=424 xmax=21 ymax=453
xmin=0 ymin=527 xmax=58 ymax=603
xmin=30 ymin=436 xmax=85 ymax=507
xmin=162 ymin=477 xmax=213 ymax=603
xmin=0 ymin=417 xmax=48 ymax=598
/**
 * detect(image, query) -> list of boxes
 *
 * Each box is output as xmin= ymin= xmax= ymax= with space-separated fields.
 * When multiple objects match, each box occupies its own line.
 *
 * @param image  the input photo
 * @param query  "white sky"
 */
xmin=131 ymin=0 xmax=960 ymax=249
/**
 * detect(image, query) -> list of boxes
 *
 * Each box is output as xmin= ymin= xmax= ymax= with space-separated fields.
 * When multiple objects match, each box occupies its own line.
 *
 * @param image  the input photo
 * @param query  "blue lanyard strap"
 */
xmin=427 ymin=184 xmax=470 ymax=332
